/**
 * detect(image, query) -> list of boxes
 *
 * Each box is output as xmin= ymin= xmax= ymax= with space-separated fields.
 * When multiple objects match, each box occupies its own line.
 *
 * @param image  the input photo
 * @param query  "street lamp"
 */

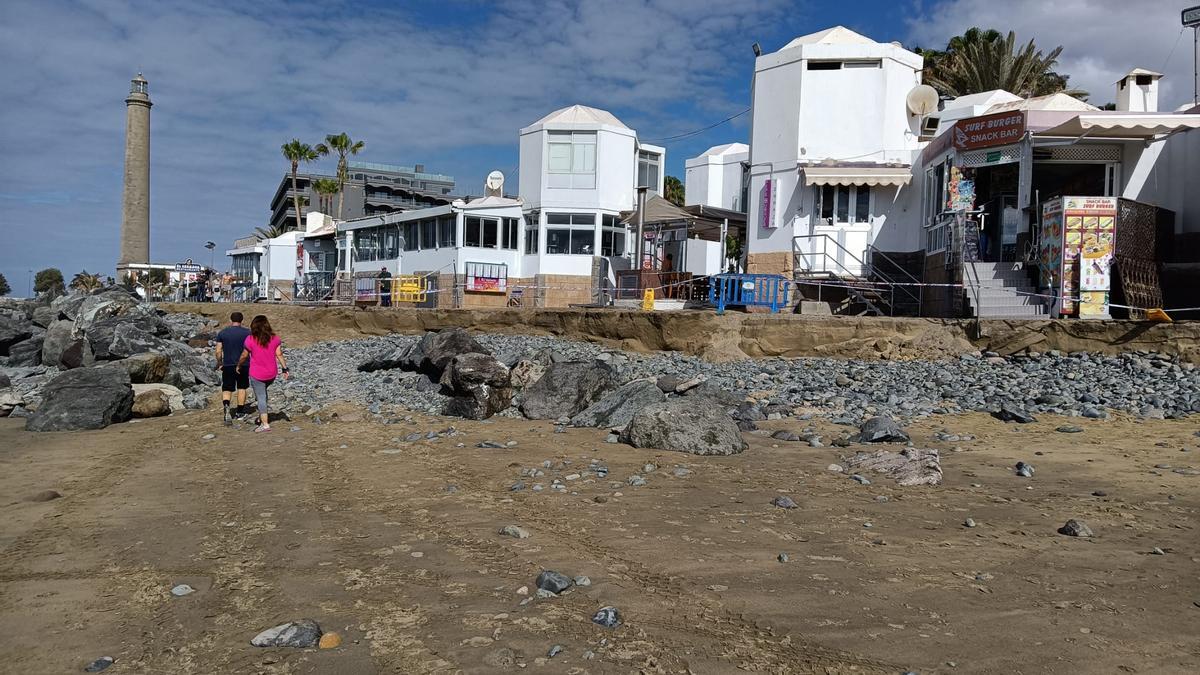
xmin=204 ymin=241 xmax=216 ymax=271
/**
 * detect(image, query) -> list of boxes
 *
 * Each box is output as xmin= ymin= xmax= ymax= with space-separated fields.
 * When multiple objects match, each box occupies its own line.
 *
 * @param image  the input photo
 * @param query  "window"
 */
xmin=546 ymin=213 xmax=595 ymax=254
xmin=525 ymin=220 xmax=539 ymax=254
xmin=438 ymin=216 xmax=456 ymax=248
xmin=601 ymin=214 xmax=626 ymax=257
xmin=383 ymin=227 xmax=401 ymax=258
xmin=464 ymin=216 xmax=500 ymax=249
xmin=501 ymin=218 xmax=519 ymax=250
xmin=421 ymin=219 xmax=436 ymax=250
xmin=637 ymin=150 xmax=661 ymax=191
xmin=814 ymin=186 xmax=872 ymax=224
xmin=547 ymin=131 xmax=596 ymax=189
xmin=403 ymin=222 xmax=418 ymax=251
xmin=807 ymin=61 xmax=842 ymax=70
xmin=354 ymin=228 xmax=380 ymax=261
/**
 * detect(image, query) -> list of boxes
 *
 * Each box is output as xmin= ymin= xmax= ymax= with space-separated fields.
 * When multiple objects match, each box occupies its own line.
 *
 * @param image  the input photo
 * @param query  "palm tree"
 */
xmin=255 ymin=224 xmax=288 ymax=240
xmin=663 ymin=176 xmax=685 ymax=206
xmin=920 ymin=29 xmax=1087 ymax=100
xmin=70 ymin=270 xmax=103 ymax=292
xmin=315 ymin=133 xmax=365 ymax=219
xmin=281 ymin=139 xmax=319 ymax=232
xmin=312 ymin=177 xmax=340 ymax=214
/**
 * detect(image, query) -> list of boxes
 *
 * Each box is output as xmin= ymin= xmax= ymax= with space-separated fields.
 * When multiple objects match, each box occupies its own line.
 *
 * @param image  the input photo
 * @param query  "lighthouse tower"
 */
xmin=117 ymin=73 xmax=152 ymax=278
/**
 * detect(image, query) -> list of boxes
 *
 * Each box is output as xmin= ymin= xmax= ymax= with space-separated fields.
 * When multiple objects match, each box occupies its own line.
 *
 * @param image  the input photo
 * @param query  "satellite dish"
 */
xmin=485 ymin=170 xmax=505 ymax=197
xmin=906 ymin=84 xmax=939 ymax=116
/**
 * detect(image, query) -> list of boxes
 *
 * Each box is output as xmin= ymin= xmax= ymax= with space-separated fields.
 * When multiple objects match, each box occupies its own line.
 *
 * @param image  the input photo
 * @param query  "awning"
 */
xmin=1035 ymin=114 xmax=1200 ymax=139
xmin=800 ymin=164 xmax=912 ymax=187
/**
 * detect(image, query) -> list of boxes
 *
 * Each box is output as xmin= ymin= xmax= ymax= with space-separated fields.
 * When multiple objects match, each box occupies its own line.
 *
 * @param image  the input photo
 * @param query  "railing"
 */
xmin=295 ymin=271 xmax=335 ymax=302
xmin=792 ymin=234 xmax=891 ymax=316
xmin=865 ymin=245 xmax=923 ymax=314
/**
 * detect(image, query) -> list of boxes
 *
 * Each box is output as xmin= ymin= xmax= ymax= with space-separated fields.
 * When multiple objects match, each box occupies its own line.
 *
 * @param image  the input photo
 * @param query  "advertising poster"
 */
xmin=1038 ymin=199 xmax=1064 ymax=314
xmin=1061 ymin=197 xmax=1117 ymax=318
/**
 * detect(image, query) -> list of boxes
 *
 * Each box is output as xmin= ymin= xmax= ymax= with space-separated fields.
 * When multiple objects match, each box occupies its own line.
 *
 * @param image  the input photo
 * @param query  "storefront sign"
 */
xmin=1184 ymin=5 xmax=1200 ymax=28
xmin=952 ymin=111 xmax=1026 ymax=151
xmin=985 ymin=150 xmax=1001 ymax=163
xmin=174 ymin=262 xmax=204 ymax=274
xmin=466 ymin=275 xmax=506 ymax=293
xmin=759 ymin=179 xmax=775 ymax=229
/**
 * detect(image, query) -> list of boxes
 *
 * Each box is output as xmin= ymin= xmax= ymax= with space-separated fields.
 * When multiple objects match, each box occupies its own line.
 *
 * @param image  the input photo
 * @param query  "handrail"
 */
xmin=864 ymin=244 xmax=922 ymax=311
xmin=792 ymin=234 xmax=888 ymax=315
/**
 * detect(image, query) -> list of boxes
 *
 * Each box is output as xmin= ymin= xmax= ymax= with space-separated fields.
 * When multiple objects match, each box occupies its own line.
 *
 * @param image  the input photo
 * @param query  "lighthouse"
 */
xmin=117 ymin=73 xmax=152 ymax=278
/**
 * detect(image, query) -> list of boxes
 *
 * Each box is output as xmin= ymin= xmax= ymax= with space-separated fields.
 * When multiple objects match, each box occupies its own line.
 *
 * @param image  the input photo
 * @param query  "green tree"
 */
xmin=918 ymin=28 xmax=1086 ymax=100
xmin=70 ymin=270 xmax=103 ymax=292
xmin=663 ymin=175 xmax=685 ymax=206
xmin=281 ymin=139 xmax=319 ymax=232
xmin=0 ymin=273 xmax=10 ymax=296
xmin=34 ymin=268 xmax=65 ymax=297
xmin=312 ymin=177 xmax=340 ymax=214
xmin=315 ymin=133 xmax=365 ymax=219
xmin=255 ymin=224 xmax=288 ymax=240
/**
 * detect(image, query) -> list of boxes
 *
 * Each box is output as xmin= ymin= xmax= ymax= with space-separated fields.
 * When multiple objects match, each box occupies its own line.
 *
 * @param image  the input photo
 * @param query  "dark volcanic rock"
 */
xmin=7 ymin=336 xmax=44 ymax=366
xmin=26 ymin=368 xmax=133 ymax=432
xmin=621 ymin=397 xmax=746 ymax=456
xmin=58 ymin=339 xmax=95 ymax=370
xmin=857 ymin=416 xmax=910 ymax=443
xmin=411 ymin=329 xmax=490 ymax=377
xmin=40 ymin=320 xmax=76 ymax=366
xmin=569 ymin=379 xmax=665 ymax=429
xmin=1057 ymin=519 xmax=1094 ymax=537
xmin=439 ymin=352 xmax=512 ymax=420
xmin=993 ymin=405 xmax=1036 ymax=424
xmin=0 ymin=315 xmax=33 ymax=356
xmin=520 ymin=361 xmax=621 ymax=420
xmin=99 ymin=352 xmax=171 ymax=384
xmin=536 ymin=570 xmax=573 ymax=594
xmin=250 ymin=618 xmax=323 ymax=648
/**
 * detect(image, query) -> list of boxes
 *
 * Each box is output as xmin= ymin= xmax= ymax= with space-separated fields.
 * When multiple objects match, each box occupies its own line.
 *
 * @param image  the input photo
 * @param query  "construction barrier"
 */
xmin=709 ymin=274 xmax=790 ymax=315
xmin=392 ymin=274 xmax=429 ymax=304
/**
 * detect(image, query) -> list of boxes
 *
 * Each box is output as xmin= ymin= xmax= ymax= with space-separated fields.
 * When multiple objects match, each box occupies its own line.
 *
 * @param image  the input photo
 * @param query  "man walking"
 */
xmin=214 ymin=311 xmax=252 ymax=425
xmin=378 ymin=266 xmax=392 ymax=307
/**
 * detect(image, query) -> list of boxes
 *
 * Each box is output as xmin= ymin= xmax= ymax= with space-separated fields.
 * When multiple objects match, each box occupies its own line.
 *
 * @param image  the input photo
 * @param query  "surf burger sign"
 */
xmin=952 ymin=111 xmax=1026 ymax=151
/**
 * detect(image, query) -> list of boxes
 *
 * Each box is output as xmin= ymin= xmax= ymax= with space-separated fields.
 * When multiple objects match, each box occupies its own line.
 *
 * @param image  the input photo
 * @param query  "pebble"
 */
xmin=547 ymin=644 xmax=563 ymax=657
xmin=849 ymin=474 xmax=871 ymax=485
xmin=1015 ymin=462 xmax=1035 ymax=478
xmin=84 ymin=657 xmax=114 ymax=672
xmin=772 ymin=495 xmax=798 ymax=509
xmin=27 ymin=490 xmax=62 ymax=502
xmin=250 ymin=618 xmax=323 ymax=648
xmin=1056 ymin=425 xmax=1084 ymax=433
xmin=627 ymin=475 xmax=647 ymax=487
xmin=536 ymin=570 xmax=573 ymax=594
xmin=1151 ymin=547 xmax=1166 ymax=555
xmin=671 ymin=467 xmax=692 ymax=478
xmin=605 ymin=433 xmax=619 ymax=443
xmin=591 ymin=606 xmax=621 ymax=628
xmin=1057 ymin=519 xmax=1094 ymax=538
xmin=963 ymin=518 xmax=976 ymax=528
xmin=827 ymin=464 xmax=844 ymax=473
xmin=778 ymin=552 xmax=789 ymax=563
xmin=573 ymin=575 xmax=592 ymax=586
xmin=499 ymin=525 xmax=530 ymax=539
xmin=170 ymin=584 xmax=195 ymax=597
xmin=201 ymin=433 xmax=215 ymax=440
xmin=319 ymin=632 xmax=342 ymax=649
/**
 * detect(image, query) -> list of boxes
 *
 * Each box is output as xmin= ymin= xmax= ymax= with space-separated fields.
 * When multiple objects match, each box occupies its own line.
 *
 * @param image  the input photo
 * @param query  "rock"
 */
xmin=7 ymin=336 xmax=43 ymax=366
xmin=1056 ymin=425 xmax=1084 ymax=433
xmin=772 ymin=495 xmax=798 ymax=509
xmin=26 ymin=368 xmax=133 ymax=432
xmin=844 ymin=448 xmax=942 ymax=486
xmin=620 ymin=397 xmax=746 ymax=456
xmin=250 ymin=618 xmax=323 ymax=648
xmin=182 ymin=390 xmax=212 ymax=410
xmin=40 ymin=320 xmax=75 ymax=366
xmin=519 ymin=361 xmax=621 ymax=420
xmin=626 ymin=475 xmax=647 ymax=487
xmin=569 ymin=379 xmax=664 ymax=429
xmin=406 ymin=329 xmax=490 ymax=378
xmin=499 ymin=525 xmax=530 ymax=539
xmin=0 ymin=373 xmax=9 ymax=389
xmin=857 ymin=416 xmax=910 ymax=443
xmin=83 ymin=313 xmax=167 ymax=360
xmin=673 ymin=376 xmax=704 ymax=393
xmin=318 ymin=632 xmax=341 ymax=649
xmin=963 ymin=518 xmax=977 ymax=528
xmin=0 ymin=387 xmax=23 ymax=417
xmin=778 ymin=552 xmax=789 ymax=562
xmin=50 ymin=293 xmax=87 ymax=322
xmin=83 ymin=656 xmax=115 ymax=672
xmin=680 ymin=380 xmax=741 ymax=405
xmin=655 ymin=374 xmax=683 ymax=392
xmin=357 ymin=344 xmax=411 ymax=372
xmin=671 ymin=467 xmax=692 ymax=477
xmin=0 ymin=315 xmax=33 ymax=356
xmin=535 ymin=570 xmax=573 ymax=594
xmin=440 ymin=353 xmax=512 ymax=420
xmin=170 ymin=584 xmax=195 ymax=596
xmin=27 ymin=489 xmax=61 ymax=502
xmin=733 ymin=402 xmax=766 ymax=422
xmin=509 ymin=359 xmax=546 ymax=390
xmin=849 ymin=474 xmax=871 ymax=485
xmin=591 ymin=606 xmax=621 ymax=628
xmin=482 ymin=647 xmax=516 ymax=668
xmin=1057 ymin=519 xmax=1094 ymax=537
xmin=573 ymin=575 xmax=591 ymax=587
xmin=771 ymin=430 xmax=801 ymax=442
xmin=1015 ymin=461 xmax=1035 ymax=478
xmin=993 ymin=406 xmax=1036 ymax=423
xmin=131 ymin=384 xmax=184 ymax=417
xmin=57 ymin=339 xmax=94 ymax=370
xmin=74 ymin=288 xmax=142 ymax=329
xmin=99 ymin=352 xmax=172 ymax=384
xmin=547 ymin=644 xmax=563 ymax=658
xmin=31 ymin=305 xmax=59 ymax=328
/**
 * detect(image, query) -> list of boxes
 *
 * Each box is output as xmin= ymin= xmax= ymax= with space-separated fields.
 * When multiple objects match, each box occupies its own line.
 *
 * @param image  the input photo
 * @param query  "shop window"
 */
xmin=464 ymin=216 xmax=500 ymax=249
xmin=601 ymin=214 xmax=626 ymax=257
xmin=815 ymin=185 xmax=872 ymax=225
xmin=545 ymin=213 xmax=595 ymax=254
xmin=501 ymin=218 xmax=519 ymax=250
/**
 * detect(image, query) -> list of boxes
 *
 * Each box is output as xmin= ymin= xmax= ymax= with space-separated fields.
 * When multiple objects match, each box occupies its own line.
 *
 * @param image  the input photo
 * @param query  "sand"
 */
xmin=2 ymin=405 xmax=1199 ymax=674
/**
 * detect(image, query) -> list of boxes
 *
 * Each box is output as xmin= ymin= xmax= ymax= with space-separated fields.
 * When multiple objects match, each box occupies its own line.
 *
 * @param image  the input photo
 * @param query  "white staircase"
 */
xmin=965 ymin=262 xmax=1048 ymax=318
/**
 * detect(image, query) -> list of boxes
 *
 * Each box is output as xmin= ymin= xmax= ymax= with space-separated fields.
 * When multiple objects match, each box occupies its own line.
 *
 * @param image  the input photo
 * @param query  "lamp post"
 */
xmin=204 ymin=241 xmax=216 ymax=271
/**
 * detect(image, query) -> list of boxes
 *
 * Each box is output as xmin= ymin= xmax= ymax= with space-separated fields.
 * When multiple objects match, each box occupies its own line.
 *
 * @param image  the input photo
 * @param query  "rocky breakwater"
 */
xmin=0 ymin=288 xmax=220 ymax=431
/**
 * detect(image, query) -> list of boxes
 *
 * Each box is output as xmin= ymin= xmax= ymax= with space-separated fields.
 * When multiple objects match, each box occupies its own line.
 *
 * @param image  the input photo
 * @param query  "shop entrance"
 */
xmin=967 ymin=162 xmax=1019 ymax=262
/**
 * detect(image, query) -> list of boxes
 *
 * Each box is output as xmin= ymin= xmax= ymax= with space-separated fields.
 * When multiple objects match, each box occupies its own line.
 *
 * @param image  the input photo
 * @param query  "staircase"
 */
xmin=964 ymin=262 xmax=1048 ymax=318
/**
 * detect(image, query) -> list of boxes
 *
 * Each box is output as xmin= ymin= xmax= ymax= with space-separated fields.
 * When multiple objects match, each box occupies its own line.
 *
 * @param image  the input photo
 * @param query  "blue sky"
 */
xmin=0 ymin=0 xmax=1194 ymax=295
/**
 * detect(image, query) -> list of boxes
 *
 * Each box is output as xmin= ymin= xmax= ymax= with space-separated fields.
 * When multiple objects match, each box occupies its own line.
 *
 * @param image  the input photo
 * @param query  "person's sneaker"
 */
xmin=254 ymin=425 xmax=271 ymax=433
xmin=223 ymin=406 xmax=232 ymax=426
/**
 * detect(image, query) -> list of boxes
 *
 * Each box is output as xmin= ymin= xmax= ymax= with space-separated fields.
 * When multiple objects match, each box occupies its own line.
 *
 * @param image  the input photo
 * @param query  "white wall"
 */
xmin=685 ymin=146 xmax=748 ymax=210
xmin=518 ymin=124 xmax=637 ymax=212
xmin=1121 ymin=129 xmax=1200 ymax=234
xmin=684 ymin=238 xmax=721 ymax=275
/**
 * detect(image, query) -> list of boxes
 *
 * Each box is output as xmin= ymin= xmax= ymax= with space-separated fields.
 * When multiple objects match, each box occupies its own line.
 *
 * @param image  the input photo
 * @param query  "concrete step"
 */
xmin=969 ymin=289 xmax=1042 ymax=303
xmin=976 ymin=305 xmax=1047 ymax=317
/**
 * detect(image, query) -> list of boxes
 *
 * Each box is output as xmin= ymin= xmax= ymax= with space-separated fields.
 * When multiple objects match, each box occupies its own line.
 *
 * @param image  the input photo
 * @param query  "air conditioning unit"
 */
xmin=919 ymin=115 xmax=940 ymax=141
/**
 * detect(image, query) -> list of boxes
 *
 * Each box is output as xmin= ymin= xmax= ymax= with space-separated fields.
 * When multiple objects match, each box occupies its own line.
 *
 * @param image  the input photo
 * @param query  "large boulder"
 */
xmin=100 ymin=352 xmax=171 ymax=384
xmin=621 ymin=397 xmax=746 ymax=456
xmin=357 ymin=344 xmax=411 ymax=373
xmin=844 ymin=448 xmax=942 ymax=486
xmin=440 ymin=353 xmax=513 ymax=420
xmin=25 ymin=368 xmax=134 ymax=432
xmin=519 ymin=361 xmax=621 ymax=420
xmin=0 ymin=315 xmax=34 ymax=355
xmin=31 ymin=305 xmax=60 ymax=329
xmin=0 ymin=387 xmax=22 ymax=417
xmin=7 ymin=336 xmax=44 ymax=367
xmin=84 ymin=313 xmax=167 ymax=359
xmin=50 ymin=293 xmax=89 ymax=322
xmin=58 ymin=339 xmax=95 ymax=370
xmin=509 ymin=359 xmax=546 ymax=390
xmin=131 ymin=383 xmax=184 ymax=417
xmin=74 ymin=288 xmax=141 ymax=328
xmin=408 ymin=329 xmax=490 ymax=378
xmin=856 ymin=416 xmax=910 ymax=443
xmin=570 ymin=379 xmax=665 ymax=429
xmin=680 ymin=380 xmax=743 ymax=406
xmin=40 ymin=320 xmax=76 ymax=366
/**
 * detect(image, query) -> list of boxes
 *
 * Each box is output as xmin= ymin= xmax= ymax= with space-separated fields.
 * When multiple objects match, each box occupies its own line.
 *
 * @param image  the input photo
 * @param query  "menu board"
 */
xmin=1042 ymin=197 xmax=1116 ymax=318
xmin=1038 ymin=199 xmax=1064 ymax=315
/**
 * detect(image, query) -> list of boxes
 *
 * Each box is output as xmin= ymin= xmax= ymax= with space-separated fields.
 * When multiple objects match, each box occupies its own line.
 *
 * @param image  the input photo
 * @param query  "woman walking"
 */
xmin=236 ymin=314 xmax=289 ymax=432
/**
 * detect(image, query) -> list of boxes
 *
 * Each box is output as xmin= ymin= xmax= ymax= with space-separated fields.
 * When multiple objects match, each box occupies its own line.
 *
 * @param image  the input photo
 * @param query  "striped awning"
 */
xmin=800 ymin=164 xmax=912 ymax=187
xmin=1035 ymin=113 xmax=1200 ymax=139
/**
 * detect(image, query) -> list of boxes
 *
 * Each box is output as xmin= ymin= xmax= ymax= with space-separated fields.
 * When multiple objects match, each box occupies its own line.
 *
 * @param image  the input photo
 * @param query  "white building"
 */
xmin=744 ymin=26 xmax=926 ymax=276
xmin=684 ymin=142 xmax=749 ymax=211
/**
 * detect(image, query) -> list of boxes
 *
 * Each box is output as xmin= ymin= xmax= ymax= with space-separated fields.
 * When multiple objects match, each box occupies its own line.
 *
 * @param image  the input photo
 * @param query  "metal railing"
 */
xmin=295 ymin=271 xmax=335 ymax=302
xmin=792 ymin=234 xmax=891 ymax=316
xmin=865 ymin=244 xmax=923 ymax=314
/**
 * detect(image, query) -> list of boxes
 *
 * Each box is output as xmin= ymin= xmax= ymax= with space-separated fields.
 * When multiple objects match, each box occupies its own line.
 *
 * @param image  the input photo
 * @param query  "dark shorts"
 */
xmin=221 ymin=365 xmax=250 ymax=392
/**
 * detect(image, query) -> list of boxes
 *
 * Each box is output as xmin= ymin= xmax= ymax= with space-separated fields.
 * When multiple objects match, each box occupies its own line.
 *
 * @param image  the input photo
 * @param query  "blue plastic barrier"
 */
xmin=708 ymin=274 xmax=790 ymax=314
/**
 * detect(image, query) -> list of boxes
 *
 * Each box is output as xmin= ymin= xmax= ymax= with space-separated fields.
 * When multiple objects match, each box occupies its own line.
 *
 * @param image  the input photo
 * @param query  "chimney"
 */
xmin=1116 ymin=68 xmax=1162 ymax=112
xmin=414 ymin=163 xmax=425 ymax=173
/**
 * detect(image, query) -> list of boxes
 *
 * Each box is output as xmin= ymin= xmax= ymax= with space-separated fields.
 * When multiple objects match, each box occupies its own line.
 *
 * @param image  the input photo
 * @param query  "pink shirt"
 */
xmin=243 ymin=335 xmax=282 ymax=381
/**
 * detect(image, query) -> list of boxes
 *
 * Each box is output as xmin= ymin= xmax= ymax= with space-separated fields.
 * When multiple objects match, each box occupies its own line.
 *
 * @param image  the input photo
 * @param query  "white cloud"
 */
xmin=0 ymin=0 xmax=790 ymax=288
xmin=907 ymin=0 xmax=1197 ymax=109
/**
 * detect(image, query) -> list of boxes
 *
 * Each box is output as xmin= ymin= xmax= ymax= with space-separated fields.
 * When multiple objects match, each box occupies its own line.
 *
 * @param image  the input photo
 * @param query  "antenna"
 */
xmin=485 ymin=170 xmax=505 ymax=197
xmin=906 ymin=84 xmax=940 ymax=116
